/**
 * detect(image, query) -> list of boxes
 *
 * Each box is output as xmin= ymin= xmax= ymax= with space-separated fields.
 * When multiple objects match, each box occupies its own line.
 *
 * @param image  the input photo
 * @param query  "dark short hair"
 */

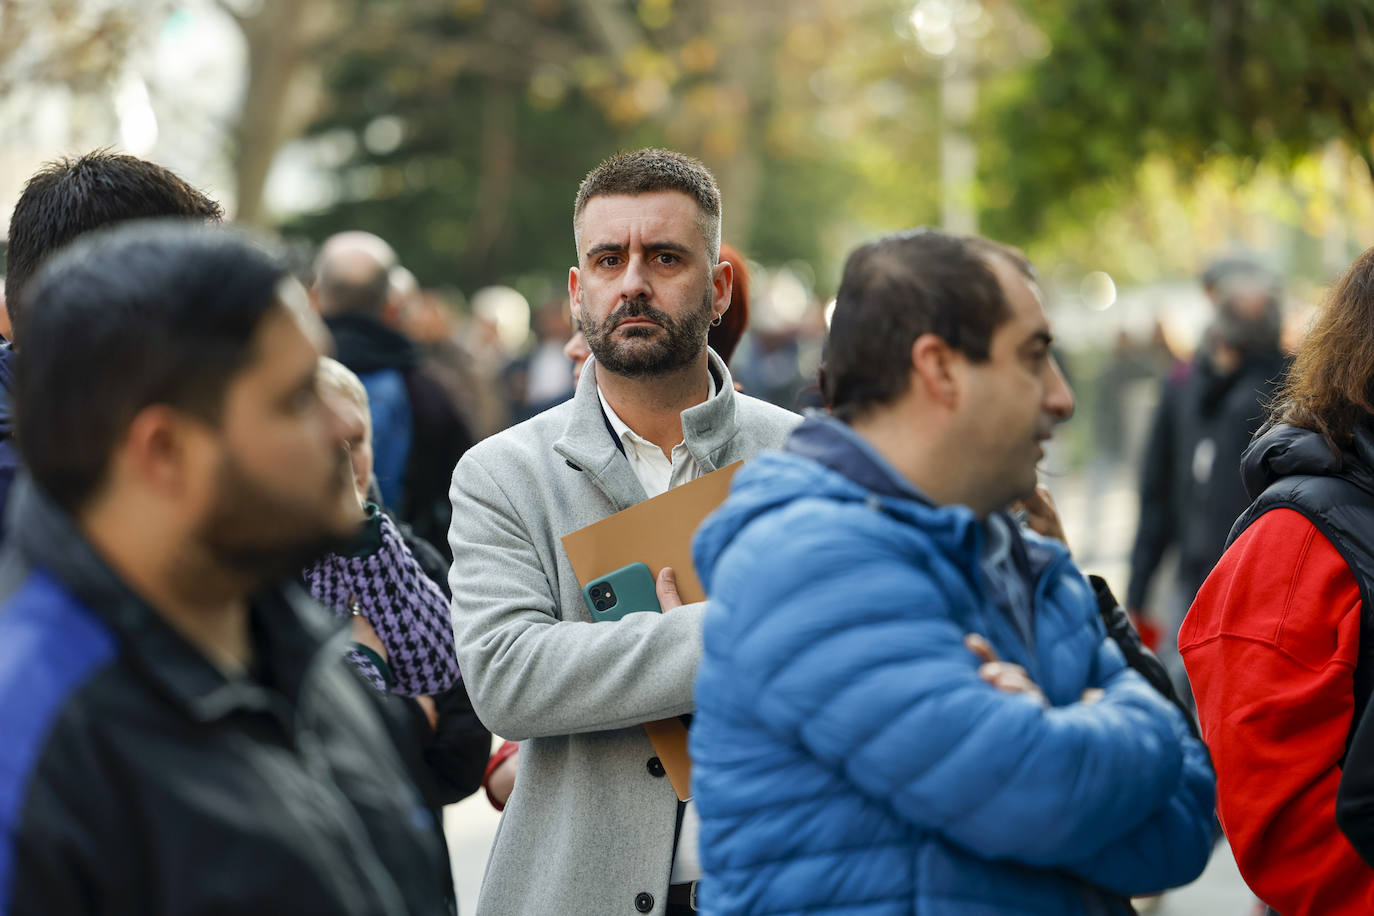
xmin=573 ymin=148 xmax=722 ymax=260
xmin=822 ymin=228 xmax=1033 ymax=421
xmin=4 ymin=151 xmax=222 ymax=340
xmin=17 ymin=222 xmax=289 ymax=514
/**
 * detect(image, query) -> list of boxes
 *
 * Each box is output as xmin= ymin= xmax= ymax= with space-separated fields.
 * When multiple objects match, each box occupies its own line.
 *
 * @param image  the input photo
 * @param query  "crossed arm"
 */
xmin=706 ymin=519 xmax=1213 ymax=894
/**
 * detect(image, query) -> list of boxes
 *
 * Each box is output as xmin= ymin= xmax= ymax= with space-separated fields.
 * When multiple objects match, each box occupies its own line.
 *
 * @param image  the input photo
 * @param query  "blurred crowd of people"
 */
xmin=2 ymin=143 xmax=1374 ymax=916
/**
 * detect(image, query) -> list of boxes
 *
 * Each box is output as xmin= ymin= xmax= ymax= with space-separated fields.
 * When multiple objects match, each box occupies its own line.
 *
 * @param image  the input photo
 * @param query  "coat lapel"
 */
xmin=553 ymin=358 xmax=647 ymax=513
xmin=553 ymin=349 xmax=744 ymax=512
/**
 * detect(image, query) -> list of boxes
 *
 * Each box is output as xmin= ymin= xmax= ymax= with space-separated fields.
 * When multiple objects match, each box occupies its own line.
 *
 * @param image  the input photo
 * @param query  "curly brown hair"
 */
xmin=1273 ymin=246 xmax=1374 ymax=450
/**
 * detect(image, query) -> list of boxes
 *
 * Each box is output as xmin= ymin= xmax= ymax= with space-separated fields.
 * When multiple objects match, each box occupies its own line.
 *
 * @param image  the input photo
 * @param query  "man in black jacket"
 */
xmin=0 ymin=223 xmax=453 ymax=915
xmin=1128 ymin=274 xmax=1288 ymax=700
xmin=312 ymin=232 xmax=473 ymax=556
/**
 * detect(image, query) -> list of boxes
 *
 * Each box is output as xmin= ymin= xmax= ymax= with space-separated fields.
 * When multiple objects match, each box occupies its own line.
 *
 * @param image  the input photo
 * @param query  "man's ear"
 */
xmin=710 ymin=258 xmax=734 ymax=322
xmin=910 ymin=333 xmax=960 ymax=408
xmin=119 ymin=404 xmax=202 ymax=497
xmin=568 ymin=267 xmax=583 ymax=323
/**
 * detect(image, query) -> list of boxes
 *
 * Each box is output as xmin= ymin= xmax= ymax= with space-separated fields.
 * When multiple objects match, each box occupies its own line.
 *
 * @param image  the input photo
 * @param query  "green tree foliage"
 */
xmin=280 ymin=0 xmax=949 ymax=293
xmin=981 ymin=0 xmax=1374 ymax=249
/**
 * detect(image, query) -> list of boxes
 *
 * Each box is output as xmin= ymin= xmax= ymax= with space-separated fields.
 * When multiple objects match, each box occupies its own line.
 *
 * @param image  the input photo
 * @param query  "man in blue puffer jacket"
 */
xmin=691 ymin=229 xmax=1215 ymax=915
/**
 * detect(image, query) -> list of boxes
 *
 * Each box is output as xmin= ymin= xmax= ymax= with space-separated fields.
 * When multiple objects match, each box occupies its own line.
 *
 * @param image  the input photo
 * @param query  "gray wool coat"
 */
xmin=448 ymin=350 xmax=800 ymax=915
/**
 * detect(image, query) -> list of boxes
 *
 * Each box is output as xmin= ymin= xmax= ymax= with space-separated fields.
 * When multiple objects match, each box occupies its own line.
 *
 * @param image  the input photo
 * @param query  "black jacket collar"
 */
xmin=325 ymin=313 xmax=418 ymax=374
xmin=7 ymin=475 xmax=343 ymax=723
xmin=1242 ymin=422 xmax=1374 ymax=501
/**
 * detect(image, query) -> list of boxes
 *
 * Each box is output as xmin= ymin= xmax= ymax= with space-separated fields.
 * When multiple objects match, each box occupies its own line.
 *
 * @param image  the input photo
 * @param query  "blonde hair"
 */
xmin=318 ymin=357 xmax=370 ymax=430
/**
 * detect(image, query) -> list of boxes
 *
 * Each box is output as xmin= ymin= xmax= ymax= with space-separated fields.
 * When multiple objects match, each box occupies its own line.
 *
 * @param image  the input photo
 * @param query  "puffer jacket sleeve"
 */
xmin=1052 ymin=638 xmax=1216 ymax=894
xmin=704 ymin=504 xmax=1198 ymax=871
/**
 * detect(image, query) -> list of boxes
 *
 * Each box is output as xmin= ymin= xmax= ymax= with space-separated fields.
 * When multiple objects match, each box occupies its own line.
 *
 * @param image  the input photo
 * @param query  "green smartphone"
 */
xmin=583 ymin=562 xmax=663 ymax=622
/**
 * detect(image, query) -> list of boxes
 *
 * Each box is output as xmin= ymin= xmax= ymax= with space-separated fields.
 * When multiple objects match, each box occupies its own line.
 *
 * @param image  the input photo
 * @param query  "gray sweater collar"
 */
xmin=554 ymin=348 xmax=740 ymax=512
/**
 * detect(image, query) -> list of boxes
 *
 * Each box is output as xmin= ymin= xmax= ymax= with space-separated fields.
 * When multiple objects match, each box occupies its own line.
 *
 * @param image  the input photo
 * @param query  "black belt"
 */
xmin=667 ymin=881 xmax=697 ymax=912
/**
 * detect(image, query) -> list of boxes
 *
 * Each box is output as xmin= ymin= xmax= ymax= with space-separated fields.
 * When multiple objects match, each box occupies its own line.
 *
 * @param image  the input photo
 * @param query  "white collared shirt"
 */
xmin=596 ymin=373 xmax=717 ymax=498
xmin=595 ymin=373 xmax=716 ymax=884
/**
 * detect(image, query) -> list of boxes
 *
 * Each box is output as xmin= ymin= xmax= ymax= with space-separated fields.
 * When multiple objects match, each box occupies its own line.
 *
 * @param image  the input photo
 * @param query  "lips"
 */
xmin=615 ymin=316 xmax=661 ymax=331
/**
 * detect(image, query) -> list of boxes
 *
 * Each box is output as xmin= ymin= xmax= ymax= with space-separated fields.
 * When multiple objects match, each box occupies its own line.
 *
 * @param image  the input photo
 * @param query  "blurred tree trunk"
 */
xmin=707 ymin=3 xmax=777 ymax=249
xmin=223 ymin=0 xmax=336 ymax=227
xmin=569 ymin=0 xmax=639 ymax=59
xmin=460 ymin=86 xmax=519 ymax=277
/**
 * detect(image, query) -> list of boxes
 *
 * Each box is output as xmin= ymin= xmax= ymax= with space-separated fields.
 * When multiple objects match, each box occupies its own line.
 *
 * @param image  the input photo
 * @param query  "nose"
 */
xmin=619 ymin=254 xmax=652 ymax=301
xmin=1045 ymin=356 xmax=1075 ymax=422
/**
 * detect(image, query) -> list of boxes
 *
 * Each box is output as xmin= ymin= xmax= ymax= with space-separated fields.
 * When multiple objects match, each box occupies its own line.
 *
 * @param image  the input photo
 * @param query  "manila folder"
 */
xmin=561 ymin=460 xmax=742 ymax=800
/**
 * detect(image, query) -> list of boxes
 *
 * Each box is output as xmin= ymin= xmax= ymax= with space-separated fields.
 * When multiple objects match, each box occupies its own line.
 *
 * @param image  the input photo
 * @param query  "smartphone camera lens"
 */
xmin=594 ymin=599 xmax=609 ymax=611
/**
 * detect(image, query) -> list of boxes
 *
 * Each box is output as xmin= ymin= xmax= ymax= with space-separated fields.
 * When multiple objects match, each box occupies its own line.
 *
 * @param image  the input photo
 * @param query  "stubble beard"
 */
xmin=193 ymin=447 xmax=357 ymax=588
xmin=580 ymin=287 xmax=714 ymax=378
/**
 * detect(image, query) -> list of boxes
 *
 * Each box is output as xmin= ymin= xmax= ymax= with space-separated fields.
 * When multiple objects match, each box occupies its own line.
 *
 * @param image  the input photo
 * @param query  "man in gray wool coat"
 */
xmin=448 ymin=147 xmax=800 ymax=915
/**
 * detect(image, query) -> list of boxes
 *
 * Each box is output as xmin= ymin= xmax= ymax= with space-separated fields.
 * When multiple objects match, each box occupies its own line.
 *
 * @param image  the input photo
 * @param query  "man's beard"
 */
xmin=580 ymin=288 xmax=713 ymax=378
xmin=194 ymin=447 xmax=356 ymax=587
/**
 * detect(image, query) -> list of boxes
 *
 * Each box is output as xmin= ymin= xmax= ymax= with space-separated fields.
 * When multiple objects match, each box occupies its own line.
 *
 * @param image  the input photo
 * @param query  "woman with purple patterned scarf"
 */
xmin=304 ymin=357 xmax=460 ymax=700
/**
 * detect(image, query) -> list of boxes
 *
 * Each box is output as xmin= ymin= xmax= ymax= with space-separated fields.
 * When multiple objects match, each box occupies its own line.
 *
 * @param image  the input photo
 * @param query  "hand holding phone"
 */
xmin=583 ymin=562 xmax=663 ymax=621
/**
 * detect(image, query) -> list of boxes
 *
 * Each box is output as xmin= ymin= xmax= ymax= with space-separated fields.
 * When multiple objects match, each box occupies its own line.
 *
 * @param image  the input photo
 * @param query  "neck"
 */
xmin=595 ymin=353 xmax=713 ymax=455
xmin=848 ymin=405 xmax=995 ymax=518
xmin=80 ymin=497 xmax=253 ymax=675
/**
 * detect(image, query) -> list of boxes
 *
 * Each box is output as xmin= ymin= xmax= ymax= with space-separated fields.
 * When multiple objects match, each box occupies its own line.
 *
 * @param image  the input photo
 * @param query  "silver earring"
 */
xmin=710 ymin=314 xmax=724 ymax=327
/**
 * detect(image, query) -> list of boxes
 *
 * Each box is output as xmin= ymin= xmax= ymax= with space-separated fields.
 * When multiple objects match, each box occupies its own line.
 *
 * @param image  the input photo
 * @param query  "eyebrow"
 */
xmin=583 ymin=240 xmax=693 ymax=260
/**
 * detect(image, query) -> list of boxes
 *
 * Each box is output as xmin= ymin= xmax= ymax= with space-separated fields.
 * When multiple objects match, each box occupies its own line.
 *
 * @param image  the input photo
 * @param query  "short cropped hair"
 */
xmin=4 ymin=151 xmax=222 ymax=340
xmin=573 ymin=148 xmax=723 ymax=261
xmin=313 ymin=232 xmax=397 ymax=318
xmin=17 ymin=222 xmax=288 ymax=514
xmin=822 ymin=228 xmax=1033 ymax=421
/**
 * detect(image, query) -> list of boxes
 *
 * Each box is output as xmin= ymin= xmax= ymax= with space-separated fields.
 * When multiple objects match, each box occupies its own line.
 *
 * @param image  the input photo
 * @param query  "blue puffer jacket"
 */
xmin=690 ymin=418 xmax=1215 ymax=915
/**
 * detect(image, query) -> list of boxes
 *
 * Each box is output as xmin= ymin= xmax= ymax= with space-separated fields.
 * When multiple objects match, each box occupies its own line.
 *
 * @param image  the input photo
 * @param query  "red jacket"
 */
xmin=1180 ymin=507 xmax=1373 ymax=914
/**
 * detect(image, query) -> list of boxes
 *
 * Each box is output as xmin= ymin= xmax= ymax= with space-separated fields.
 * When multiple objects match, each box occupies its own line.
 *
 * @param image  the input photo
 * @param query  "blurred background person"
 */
xmin=400 ymin=286 xmax=510 ymax=442
xmin=1127 ymin=265 xmax=1289 ymax=702
xmin=503 ymin=297 xmax=576 ymax=423
xmin=313 ymin=231 xmax=473 ymax=557
xmin=305 ymin=356 xmax=461 ymax=700
xmin=306 ymin=356 xmax=490 ymax=910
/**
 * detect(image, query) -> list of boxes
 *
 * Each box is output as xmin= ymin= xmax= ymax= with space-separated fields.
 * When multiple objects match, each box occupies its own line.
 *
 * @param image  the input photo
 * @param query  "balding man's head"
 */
xmin=313 ymin=232 xmax=398 ymax=318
